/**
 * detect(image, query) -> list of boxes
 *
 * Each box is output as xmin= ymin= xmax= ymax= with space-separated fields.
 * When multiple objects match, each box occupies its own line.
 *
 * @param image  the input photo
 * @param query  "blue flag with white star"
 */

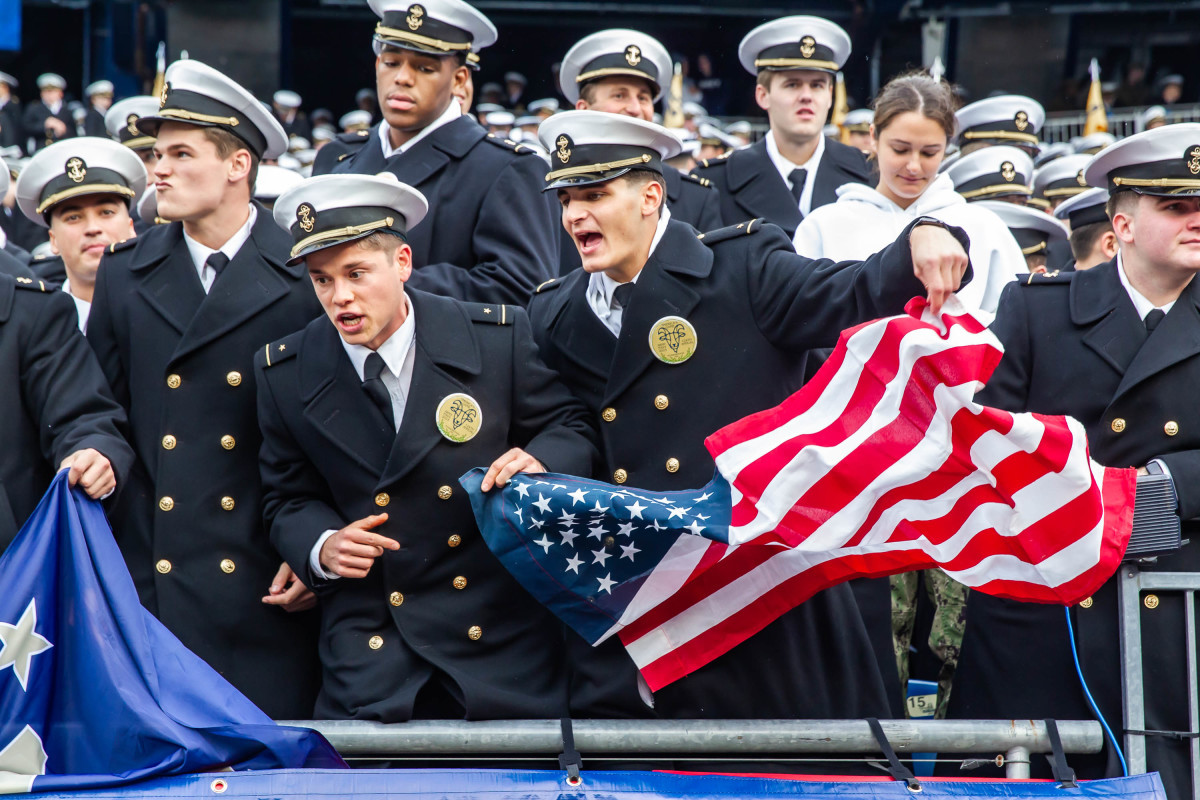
xmin=0 ymin=471 xmax=345 ymax=792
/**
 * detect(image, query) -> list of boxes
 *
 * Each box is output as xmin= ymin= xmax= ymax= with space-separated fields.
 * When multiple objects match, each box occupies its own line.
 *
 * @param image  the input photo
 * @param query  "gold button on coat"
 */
xmin=220 ymin=559 xmax=235 ymax=574
xmin=654 ymin=395 xmax=669 ymax=410
xmin=368 ymin=635 xmax=383 ymax=650
xmin=666 ymin=457 xmax=680 ymax=473
xmin=155 ymin=559 xmax=172 ymax=574
xmin=220 ymin=496 xmax=235 ymax=511
xmin=447 ymin=534 xmax=462 ymax=547
xmin=1165 ymin=421 xmax=1180 ymax=436
xmin=601 ymin=407 xmax=617 ymax=422
xmin=226 ymin=371 xmax=242 ymax=387
xmin=220 ymin=435 xmax=236 ymax=450
xmin=1111 ymin=418 xmax=1126 ymax=433
xmin=162 ymin=435 xmax=177 ymax=450
xmin=613 ymin=468 xmax=628 ymax=484
xmin=453 ymin=576 xmax=467 ymax=590
xmin=467 ymin=625 xmax=482 ymax=641
xmin=437 ymin=485 xmax=453 ymax=500
xmin=375 ymin=492 xmax=390 ymax=507
xmin=1144 ymin=594 xmax=1160 ymax=610
xmin=158 ymin=496 xmax=174 ymax=511
xmin=166 ymin=374 xmax=181 ymax=389
xmin=1079 ymin=596 xmax=1093 ymax=609
xmin=389 ymin=591 xmax=404 ymax=607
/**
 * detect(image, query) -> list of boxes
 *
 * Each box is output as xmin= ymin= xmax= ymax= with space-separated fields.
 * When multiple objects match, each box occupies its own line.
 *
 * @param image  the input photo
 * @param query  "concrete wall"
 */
xmin=166 ymin=0 xmax=280 ymax=100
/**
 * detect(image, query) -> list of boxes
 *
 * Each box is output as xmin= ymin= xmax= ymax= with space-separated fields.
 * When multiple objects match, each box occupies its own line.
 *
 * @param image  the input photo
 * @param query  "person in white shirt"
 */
xmin=794 ymin=71 xmax=1026 ymax=319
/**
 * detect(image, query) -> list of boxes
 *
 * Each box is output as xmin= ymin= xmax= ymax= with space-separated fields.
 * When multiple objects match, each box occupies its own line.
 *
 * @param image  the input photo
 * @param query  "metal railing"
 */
xmin=281 ymin=718 xmax=1103 ymax=780
xmin=1038 ymin=105 xmax=1200 ymax=143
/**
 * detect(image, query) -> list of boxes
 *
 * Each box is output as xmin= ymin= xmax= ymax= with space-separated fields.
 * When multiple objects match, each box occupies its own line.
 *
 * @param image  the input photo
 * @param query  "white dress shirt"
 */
xmin=377 ymin=98 xmax=462 ymax=160
xmin=183 ymin=204 xmax=257 ymax=293
xmin=586 ymin=206 xmax=673 ymax=336
xmin=61 ymin=278 xmax=91 ymax=333
xmin=765 ymin=129 xmax=825 ymax=218
xmin=310 ymin=296 xmax=417 ymax=580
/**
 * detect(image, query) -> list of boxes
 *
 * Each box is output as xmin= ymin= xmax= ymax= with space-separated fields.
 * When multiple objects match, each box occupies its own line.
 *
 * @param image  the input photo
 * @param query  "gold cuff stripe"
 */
xmin=1043 ymin=186 xmax=1089 ymax=198
xmin=36 ymin=184 xmax=136 ymax=214
xmin=158 ymin=108 xmax=240 ymax=127
xmin=576 ymin=67 xmax=653 ymax=84
xmin=961 ymin=130 xmax=1038 ymax=144
xmin=958 ymin=184 xmax=1033 ymax=200
xmin=264 ymin=343 xmax=272 ymax=368
xmin=1113 ymin=177 xmax=1200 ymax=189
xmin=1021 ymin=241 xmax=1048 ymax=255
xmin=290 ymin=217 xmax=395 ymax=258
xmin=375 ymin=24 xmax=472 ymax=52
xmin=754 ymin=57 xmax=840 ymax=71
xmin=122 ymin=136 xmax=156 ymax=150
xmin=546 ymin=154 xmax=652 ymax=181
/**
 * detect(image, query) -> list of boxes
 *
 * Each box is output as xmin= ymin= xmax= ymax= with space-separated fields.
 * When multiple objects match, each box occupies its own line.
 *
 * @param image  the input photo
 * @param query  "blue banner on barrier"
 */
xmin=12 ymin=768 xmax=1169 ymax=799
xmin=0 ymin=0 xmax=18 ymax=51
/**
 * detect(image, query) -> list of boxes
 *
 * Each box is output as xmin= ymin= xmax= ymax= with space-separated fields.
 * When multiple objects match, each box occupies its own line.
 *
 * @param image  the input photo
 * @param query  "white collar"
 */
xmin=379 ymin=97 xmax=463 ymax=159
xmin=339 ymin=294 xmax=416 ymax=380
xmin=61 ymin=278 xmax=91 ymax=332
xmin=765 ymin=128 xmax=825 ymax=180
xmin=183 ymin=203 xmax=258 ymax=272
xmin=587 ymin=206 xmax=672 ymax=309
xmin=1117 ymin=252 xmax=1176 ymax=319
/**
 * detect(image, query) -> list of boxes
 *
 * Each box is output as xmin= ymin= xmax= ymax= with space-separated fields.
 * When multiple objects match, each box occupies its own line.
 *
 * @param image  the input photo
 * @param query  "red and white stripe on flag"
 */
xmin=619 ymin=296 xmax=1135 ymax=691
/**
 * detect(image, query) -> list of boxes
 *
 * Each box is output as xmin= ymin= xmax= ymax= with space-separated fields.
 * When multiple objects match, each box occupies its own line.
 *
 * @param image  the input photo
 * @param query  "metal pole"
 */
xmin=279 ymin=719 xmax=1103 ymax=758
xmin=1004 ymin=746 xmax=1031 ymax=779
xmin=1121 ymin=565 xmax=1149 ymax=774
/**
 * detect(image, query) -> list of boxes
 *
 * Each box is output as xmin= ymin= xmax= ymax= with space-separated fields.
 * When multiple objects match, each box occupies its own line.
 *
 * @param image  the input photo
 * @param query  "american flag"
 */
xmin=462 ymin=297 xmax=1136 ymax=691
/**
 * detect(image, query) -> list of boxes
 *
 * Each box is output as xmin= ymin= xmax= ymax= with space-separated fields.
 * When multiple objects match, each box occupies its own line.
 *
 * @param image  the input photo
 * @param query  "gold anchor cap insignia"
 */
xmin=1014 ymin=110 xmax=1029 ymax=131
xmin=556 ymin=134 xmax=572 ymax=164
xmin=126 ymin=114 xmax=140 ymax=136
xmin=65 ymin=157 xmax=87 ymax=183
xmin=799 ymin=35 xmax=816 ymax=58
xmin=1000 ymin=160 xmax=1016 ymax=182
xmin=1076 ymin=169 xmax=1087 ymax=186
xmin=406 ymin=4 xmax=425 ymax=30
xmin=296 ymin=202 xmax=316 ymax=233
xmin=625 ymin=45 xmax=642 ymax=67
xmin=159 ymin=81 xmax=169 ymax=109
xmin=1186 ymin=146 xmax=1200 ymax=176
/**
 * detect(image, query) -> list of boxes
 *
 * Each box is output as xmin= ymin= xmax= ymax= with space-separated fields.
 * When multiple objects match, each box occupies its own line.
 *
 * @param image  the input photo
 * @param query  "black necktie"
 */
xmin=611 ymin=282 xmax=634 ymax=313
xmin=362 ymin=352 xmax=395 ymax=430
xmin=788 ymin=167 xmax=808 ymax=204
xmin=206 ymin=252 xmax=230 ymax=279
xmin=1144 ymin=308 xmax=1166 ymax=332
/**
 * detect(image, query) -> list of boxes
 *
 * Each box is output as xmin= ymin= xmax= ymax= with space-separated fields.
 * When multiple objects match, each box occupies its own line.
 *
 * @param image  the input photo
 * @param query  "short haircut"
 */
xmin=201 ymin=126 xmax=259 ymax=190
xmin=381 ymin=44 xmax=467 ymax=69
xmin=354 ymin=230 xmax=407 ymax=254
xmin=1069 ymin=221 xmax=1111 ymax=262
xmin=622 ymin=168 xmax=667 ymax=215
xmin=579 ymin=75 xmax=655 ymax=106
xmin=1105 ymin=190 xmax=1139 ymax=221
xmin=756 ymin=69 xmax=833 ymax=92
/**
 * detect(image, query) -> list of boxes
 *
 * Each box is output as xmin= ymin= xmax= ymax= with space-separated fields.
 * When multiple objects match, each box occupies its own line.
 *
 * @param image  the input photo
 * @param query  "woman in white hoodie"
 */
xmin=793 ymin=72 xmax=1025 ymax=318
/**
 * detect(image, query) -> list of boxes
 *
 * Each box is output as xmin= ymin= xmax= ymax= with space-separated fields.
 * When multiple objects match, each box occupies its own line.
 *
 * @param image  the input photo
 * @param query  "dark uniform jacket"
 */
xmin=255 ymin=290 xmax=597 ymax=722
xmin=949 ymin=262 xmax=1200 ymax=796
xmin=83 ymin=107 xmax=107 ymax=138
xmin=86 ymin=206 xmax=323 ymax=719
xmin=0 ymin=100 xmax=23 ymax=153
xmin=312 ymin=117 xmax=558 ymax=305
xmin=528 ymin=217 xmax=955 ymax=720
xmin=21 ymin=100 xmax=75 ymax=153
xmin=694 ymin=136 xmax=871 ymax=237
xmin=0 ymin=273 xmax=133 ymax=550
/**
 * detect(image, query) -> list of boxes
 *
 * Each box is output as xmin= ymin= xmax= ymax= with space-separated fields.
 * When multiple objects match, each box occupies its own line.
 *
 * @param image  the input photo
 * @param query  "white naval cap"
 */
xmin=527 ymin=98 xmax=560 ymax=114
xmin=368 ymin=0 xmax=497 ymax=57
xmin=254 ymin=164 xmax=305 ymax=202
xmin=273 ymin=172 xmax=429 ymax=264
xmin=737 ymin=15 xmax=851 ymax=76
xmin=842 ymin=108 xmax=874 ymax=133
xmin=1034 ymin=141 xmax=1073 ymax=168
xmin=0 ymin=71 xmax=16 ymax=88
xmin=698 ymin=123 xmax=739 ymax=150
xmin=137 ymin=60 xmax=289 ymax=160
xmin=725 ymin=120 xmax=752 ymax=136
xmin=312 ymin=125 xmax=336 ymax=143
xmin=1074 ymin=131 xmax=1116 ymax=155
xmin=1140 ymin=105 xmax=1167 ymax=131
xmin=538 ymin=110 xmax=681 ymax=190
xmin=1054 ymin=186 xmax=1110 ymax=230
xmin=559 ymin=29 xmax=673 ymax=105
xmin=1032 ymin=154 xmax=1092 ymax=207
xmin=273 ymin=90 xmax=302 ymax=109
xmin=975 ymin=200 xmax=1068 ymax=256
xmin=955 ymin=94 xmax=1045 ymax=148
xmin=946 ymin=145 xmax=1034 ymax=201
xmin=1084 ymin=123 xmax=1200 ymax=198
xmin=85 ymin=80 xmax=114 ymax=98
xmin=0 ymin=152 xmax=9 ymax=199
xmin=473 ymin=102 xmax=504 ymax=116
xmin=339 ymin=109 xmax=374 ymax=132
xmin=513 ymin=115 xmax=540 ymax=128
xmin=36 ymin=73 xmax=66 ymax=91
xmin=105 ymin=96 xmax=159 ymax=149
xmin=16 ymin=137 xmax=148 ymax=227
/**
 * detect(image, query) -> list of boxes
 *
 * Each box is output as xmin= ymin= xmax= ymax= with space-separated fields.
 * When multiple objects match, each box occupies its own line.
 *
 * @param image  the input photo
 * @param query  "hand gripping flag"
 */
xmin=0 ymin=471 xmax=345 ymax=793
xmin=463 ymin=297 xmax=1136 ymax=691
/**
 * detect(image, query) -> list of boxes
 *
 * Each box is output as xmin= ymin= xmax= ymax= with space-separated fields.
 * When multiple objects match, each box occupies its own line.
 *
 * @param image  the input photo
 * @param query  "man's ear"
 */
xmin=1100 ymin=230 xmax=1119 ymax=259
xmin=754 ymin=81 xmax=771 ymax=112
xmin=642 ymin=178 xmax=665 ymax=219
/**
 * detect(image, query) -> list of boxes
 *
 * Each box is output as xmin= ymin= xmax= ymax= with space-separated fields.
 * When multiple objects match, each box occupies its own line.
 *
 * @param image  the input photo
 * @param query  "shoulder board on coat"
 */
xmin=534 ymin=277 xmax=562 ymax=294
xmin=682 ymin=172 xmax=714 ymax=189
xmin=697 ymin=218 xmax=765 ymax=244
xmin=465 ymin=302 xmax=514 ymax=325
xmin=1020 ymin=269 xmax=1075 ymax=286
xmin=484 ymin=132 xmax=538 ymax=155
xmin=12 ymin=276 xmax=49 ymax=292
xmin=698 ymin=151 xmax=733 ymax=169
xmin=108 ymin=237 xmax=137 ymax=255
xmin=259 ymin=334 xmax=302 ymax=369
xmin=336 ymin=130 xmax=372 ymax=144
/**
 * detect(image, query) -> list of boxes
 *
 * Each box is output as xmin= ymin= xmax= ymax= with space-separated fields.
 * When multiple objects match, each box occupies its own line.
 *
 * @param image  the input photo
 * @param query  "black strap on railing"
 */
xmin=558 ymin=718 xmax=582 ymax=784
xmin=1043 ymin=719 xmax=1078 ymax=788
xmin=867 ymin=717 xmax=921 ymax=791
xmin=1127 ymin=728 xmax=1200 ymax=740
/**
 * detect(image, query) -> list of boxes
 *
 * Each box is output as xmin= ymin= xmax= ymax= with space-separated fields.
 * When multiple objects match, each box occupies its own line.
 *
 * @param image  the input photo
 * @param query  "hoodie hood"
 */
xmin=833 ymin=172 xmax=966 ymax=216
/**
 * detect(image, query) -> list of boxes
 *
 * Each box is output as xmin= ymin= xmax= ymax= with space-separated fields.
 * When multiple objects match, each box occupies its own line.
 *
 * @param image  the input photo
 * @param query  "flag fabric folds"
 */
xmin=0 ymin=471 xmax=344 ymax=794
xmin=463 ymin=297 xmax=1136 ymax=691
xmin=1084 ymin=58 xmax=1108 ymax=136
